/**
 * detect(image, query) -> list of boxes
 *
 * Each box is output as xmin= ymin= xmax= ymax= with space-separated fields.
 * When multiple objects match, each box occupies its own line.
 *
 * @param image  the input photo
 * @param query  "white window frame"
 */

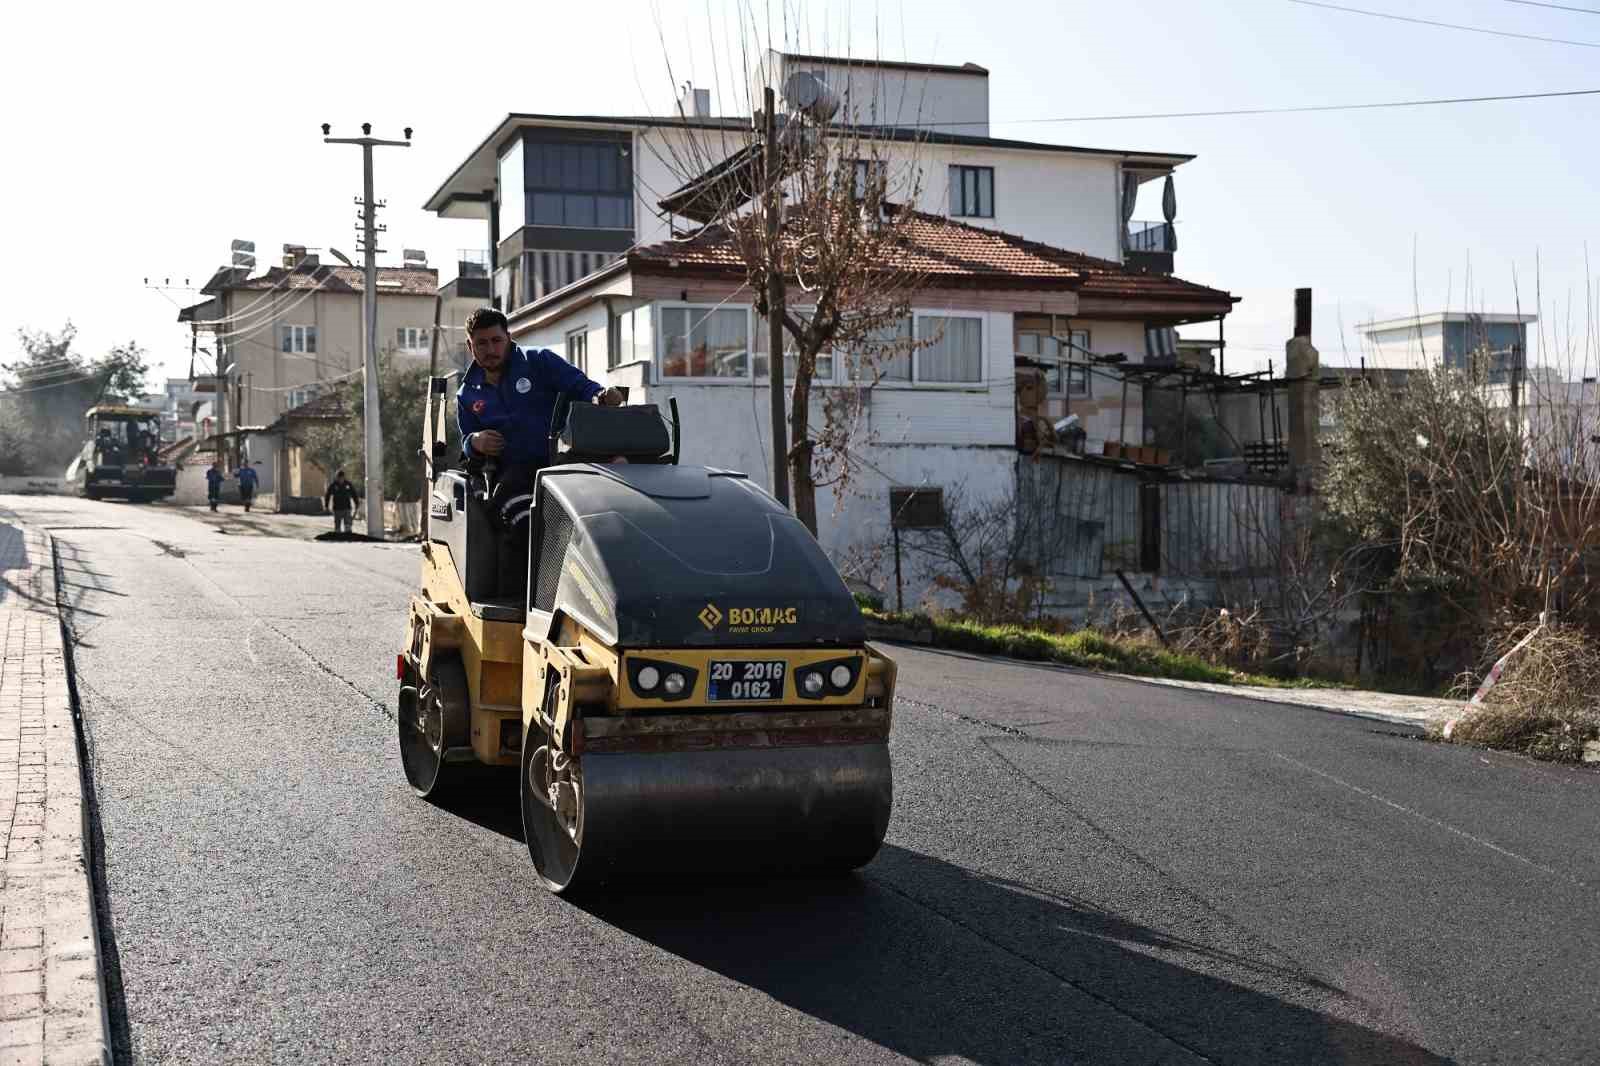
xmin=656 ymin=303 xmax=753 ymax=382
xmin=281 ymin=324 xmax=317 ymax=354
xmin=396 ymin=326 xmax=430 ymax=353
xmin=565 ymin=326 xmax=589 ymax=374
xmin=844 ymin=311 xmax=988 ymax=390
xmin=754 ymin=305 xmax=838 ymax=385
xmin=911 ymin=313 xmax=986 ymax=387
xmin=1018 ymin=329 xmax=1091 ymax=397
xmin=285 ymin=386 xmax=320 ymax=410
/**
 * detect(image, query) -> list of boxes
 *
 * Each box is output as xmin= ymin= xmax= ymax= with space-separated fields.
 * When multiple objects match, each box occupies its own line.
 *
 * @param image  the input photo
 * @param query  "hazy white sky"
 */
xmin=4 ymin=0 xmax=1597 ymax=385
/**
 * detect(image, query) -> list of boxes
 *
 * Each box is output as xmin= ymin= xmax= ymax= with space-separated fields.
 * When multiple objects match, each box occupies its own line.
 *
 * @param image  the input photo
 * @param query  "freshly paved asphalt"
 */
xmin=10 ymin=493 xmax=1598 ymax=1064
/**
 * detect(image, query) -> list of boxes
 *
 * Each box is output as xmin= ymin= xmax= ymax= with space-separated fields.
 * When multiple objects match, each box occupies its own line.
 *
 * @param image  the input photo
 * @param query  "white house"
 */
xmin=423 ymin=49 xmax=1239 ymax=603
xmin=498 ymin=212 xmax=1233 ymax=603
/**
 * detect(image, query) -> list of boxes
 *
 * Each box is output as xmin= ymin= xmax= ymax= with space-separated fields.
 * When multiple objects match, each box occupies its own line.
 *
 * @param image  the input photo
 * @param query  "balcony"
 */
xmin=1125 ymin=220 xmax=1175 ymax=275
xmin=441 ymin=250 xmax=492 ymax=303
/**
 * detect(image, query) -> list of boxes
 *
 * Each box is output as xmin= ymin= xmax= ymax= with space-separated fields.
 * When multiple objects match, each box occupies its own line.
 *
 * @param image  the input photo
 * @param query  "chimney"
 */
xmin=1285 ymin=287 xmax=1321 ymax=491
xmin=283 ymin=244 xmax=310 ymax=269
xmin=676 ymin=84 xmax=711 ymax=118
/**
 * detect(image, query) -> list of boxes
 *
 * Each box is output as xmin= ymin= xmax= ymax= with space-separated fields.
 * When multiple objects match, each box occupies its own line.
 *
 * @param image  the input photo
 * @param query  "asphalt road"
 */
xmin=9 ymin=493 xmax=1598 ymax=1065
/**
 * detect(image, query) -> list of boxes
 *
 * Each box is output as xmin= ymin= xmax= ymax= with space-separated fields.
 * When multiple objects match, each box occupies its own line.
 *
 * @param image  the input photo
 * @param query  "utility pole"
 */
xmin=323 ymin=122 xmax=412 ymax=537
xmin=762 ymin=88 xmax=790 ymax=507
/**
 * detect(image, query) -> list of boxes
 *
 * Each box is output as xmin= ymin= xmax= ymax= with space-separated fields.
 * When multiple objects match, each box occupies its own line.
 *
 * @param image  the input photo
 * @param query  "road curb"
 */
xmin=0 ymin=518 xmax=114 ymax=1066
xmin=875 ymin=637 xmax=1455 ymax=732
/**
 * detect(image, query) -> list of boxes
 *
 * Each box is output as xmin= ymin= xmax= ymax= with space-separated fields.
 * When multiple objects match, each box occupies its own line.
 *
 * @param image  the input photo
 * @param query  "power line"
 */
xmin=1284 ymin=0 xmax=1600 ymax=48
xmin=1498 ymin=0 xmax=1600 ymax=13
xmin=903 ymin=88 xmax=1600 ymax=129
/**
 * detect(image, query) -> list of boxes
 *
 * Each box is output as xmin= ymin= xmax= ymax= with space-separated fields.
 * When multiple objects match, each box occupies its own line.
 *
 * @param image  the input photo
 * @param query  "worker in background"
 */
xmin=456 ymin=307 xmax=621 ymax=587
xmin=205 ymin=459 xmax=224 ymax=513
xmin=324 ymin=471 xmax=360 ymax=535
xmin=235 ymin=461 xmax=259 ymax=513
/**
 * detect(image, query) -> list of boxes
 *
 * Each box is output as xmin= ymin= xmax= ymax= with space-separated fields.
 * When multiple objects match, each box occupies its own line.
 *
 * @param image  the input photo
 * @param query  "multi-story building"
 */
xmin=1359 ymin=312 xmax=1537 ymax=381
xmin=178 ymin=244 xmax=440 ymax=494
xmin=424 ymin=50 xmax=1239 ymax=603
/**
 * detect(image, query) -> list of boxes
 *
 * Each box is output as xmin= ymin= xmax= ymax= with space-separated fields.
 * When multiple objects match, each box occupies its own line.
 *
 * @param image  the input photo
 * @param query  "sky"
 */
xmin=3 ymin=0 xmax=1598 ymax=387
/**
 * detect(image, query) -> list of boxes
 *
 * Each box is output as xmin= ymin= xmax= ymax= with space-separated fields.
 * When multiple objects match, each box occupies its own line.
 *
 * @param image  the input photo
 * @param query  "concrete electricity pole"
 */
xmin=322 ymin=122 xmax=412 ymax=537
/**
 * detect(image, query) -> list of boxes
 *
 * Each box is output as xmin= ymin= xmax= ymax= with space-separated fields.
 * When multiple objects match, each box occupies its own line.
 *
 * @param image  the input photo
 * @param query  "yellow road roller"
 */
xmin=398 ymin=379 xmax=895 ymax=893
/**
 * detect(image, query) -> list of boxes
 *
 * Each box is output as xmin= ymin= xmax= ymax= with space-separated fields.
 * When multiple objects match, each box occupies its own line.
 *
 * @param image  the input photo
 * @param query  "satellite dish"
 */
xmin=781 ymin=71 xmax=841 ymax=122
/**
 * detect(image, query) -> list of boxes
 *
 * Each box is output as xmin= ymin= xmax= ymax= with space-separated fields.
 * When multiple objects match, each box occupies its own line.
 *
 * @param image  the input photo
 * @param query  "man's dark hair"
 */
xmin=465 ymin=307 xmax=509 ymax=335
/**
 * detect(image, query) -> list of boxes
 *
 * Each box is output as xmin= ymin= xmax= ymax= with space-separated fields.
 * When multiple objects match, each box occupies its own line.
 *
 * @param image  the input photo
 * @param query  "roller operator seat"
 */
xmin=554 ymin=403 xmax=673 ymax=464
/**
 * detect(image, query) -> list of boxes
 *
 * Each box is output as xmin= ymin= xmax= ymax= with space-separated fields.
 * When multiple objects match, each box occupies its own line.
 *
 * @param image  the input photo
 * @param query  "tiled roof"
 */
xmin=216 ymin=263 xmax=439 ymax=297
xmin=629 ymin=210 xmax=1083 ymax=289
xmin=628 ymin=211 xmax=1235 ymax=306
xmin=281 ymin=391 xmax=349 ymax=421
xmin=979 ymin=228 xmax=1236 ymax=306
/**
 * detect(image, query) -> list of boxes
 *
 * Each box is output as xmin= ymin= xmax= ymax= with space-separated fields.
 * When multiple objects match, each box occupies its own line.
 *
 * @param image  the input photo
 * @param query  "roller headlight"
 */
xmin=664 ymin=672 xmax=687 ymax=696
xmin=636 ymin=666 xmax=660 ymax=691
xmin=830 ymin=664 xmax=853 ymax=689
xmin=801 ymin=671 xmax=825 ymax=696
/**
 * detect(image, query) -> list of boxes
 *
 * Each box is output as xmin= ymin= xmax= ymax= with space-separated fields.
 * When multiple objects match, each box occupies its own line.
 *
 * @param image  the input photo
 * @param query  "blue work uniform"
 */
xmin=205 ymin=468 xmax=224 ymax=493
xmin=236 ymin=466 xmax=258 ymax=493
xmin=457 ymin=344 xmax=603 ymax=467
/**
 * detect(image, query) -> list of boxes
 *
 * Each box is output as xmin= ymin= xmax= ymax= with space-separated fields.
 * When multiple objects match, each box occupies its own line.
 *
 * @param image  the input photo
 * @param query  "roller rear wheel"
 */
xmin=398 ymin=656 xmax=469 ymax=799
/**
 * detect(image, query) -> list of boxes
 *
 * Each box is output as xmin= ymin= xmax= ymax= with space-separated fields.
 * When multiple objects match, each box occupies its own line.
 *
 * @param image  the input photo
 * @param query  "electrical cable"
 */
xmin=882 ymin=87 xmax=1600 ymax=130
xmin=1284 ymin=0 xmax=1600 ymax=48
xmin=1497 ymin=0 xmax=1600 ymax=13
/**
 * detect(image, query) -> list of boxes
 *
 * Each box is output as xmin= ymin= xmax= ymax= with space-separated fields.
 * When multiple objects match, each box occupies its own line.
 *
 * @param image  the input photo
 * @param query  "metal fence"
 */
xmin=1017 ymin=456 xmax=1287 ymax=580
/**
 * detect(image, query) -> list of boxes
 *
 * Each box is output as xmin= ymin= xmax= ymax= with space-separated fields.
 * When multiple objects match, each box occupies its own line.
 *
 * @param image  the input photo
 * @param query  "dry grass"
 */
xmin=1445 ymin=623 xmax=1600 ymax=762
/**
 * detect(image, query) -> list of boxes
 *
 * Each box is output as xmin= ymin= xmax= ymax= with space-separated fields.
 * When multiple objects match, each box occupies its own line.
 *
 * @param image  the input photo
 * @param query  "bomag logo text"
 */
xmin=700 ymin=604 xmax=798 ymax=632
xmin=728 ymin=607 xmax=798 ymax=626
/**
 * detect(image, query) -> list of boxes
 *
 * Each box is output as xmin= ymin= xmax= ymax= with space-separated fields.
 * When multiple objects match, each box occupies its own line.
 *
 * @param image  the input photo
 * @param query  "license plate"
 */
xmin=706 ymin=659 xmax=786 ymax=701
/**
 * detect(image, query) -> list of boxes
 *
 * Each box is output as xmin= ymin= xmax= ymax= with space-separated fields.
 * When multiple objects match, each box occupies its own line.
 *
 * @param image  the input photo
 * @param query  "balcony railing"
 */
xmin=1127 ymin=221 xmax=1176 ymax=254
xmin=457 ymin=249 xmax=491 ymax=279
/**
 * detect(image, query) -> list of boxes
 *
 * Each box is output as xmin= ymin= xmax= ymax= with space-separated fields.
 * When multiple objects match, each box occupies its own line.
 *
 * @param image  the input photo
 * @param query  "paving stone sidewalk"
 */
xmin=0 ymin=517 xmax=110 ymax=1066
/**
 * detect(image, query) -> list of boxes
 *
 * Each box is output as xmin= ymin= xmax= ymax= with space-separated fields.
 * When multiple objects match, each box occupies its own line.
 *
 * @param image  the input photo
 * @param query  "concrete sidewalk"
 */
xmin=0 ymin=517 xmax=111 ymax=1066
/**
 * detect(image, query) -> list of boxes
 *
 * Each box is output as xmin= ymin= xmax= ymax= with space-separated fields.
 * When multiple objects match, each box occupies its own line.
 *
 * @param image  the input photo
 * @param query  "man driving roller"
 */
xmin=457 ymin=307 xmax=621 ymax=586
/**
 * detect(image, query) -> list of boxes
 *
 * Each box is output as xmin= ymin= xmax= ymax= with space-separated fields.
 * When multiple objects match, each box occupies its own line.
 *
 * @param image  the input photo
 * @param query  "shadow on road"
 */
xmin=0 ymin=521 xmax=30 ymax=607
xmin=576 ymin=845 xmax=1453 ymax=1066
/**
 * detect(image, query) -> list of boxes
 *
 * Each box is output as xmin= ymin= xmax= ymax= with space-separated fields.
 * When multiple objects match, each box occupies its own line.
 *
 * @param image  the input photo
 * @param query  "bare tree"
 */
xmin=646 ymin=13 xmax=935 ymax=533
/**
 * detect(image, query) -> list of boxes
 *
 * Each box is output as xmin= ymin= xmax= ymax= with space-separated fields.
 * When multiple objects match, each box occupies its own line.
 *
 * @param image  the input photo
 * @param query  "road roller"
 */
xmin=397 ymin=378 xmax=895 ymax=893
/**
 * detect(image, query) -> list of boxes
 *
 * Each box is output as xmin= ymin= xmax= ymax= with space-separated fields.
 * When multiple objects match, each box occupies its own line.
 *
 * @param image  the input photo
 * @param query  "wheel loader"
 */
xmin=397 ymin=377 xmax=895 ymax=893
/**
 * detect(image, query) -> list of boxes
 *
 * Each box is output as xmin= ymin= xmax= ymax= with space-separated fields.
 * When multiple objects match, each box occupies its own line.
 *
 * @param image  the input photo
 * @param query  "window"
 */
xmin=566 ymin=327 xmax=588 ymax=374
xmin=524 ymin=249 xmax=620 ymax=304
xmin=1018 ymin=329 xmax=1090 ymax=397
xmin=524 ymin=139 xmax=634 ymax=231
xmin=285 ymin=386 xmax=320 ymax=410
xmin=917 ymin=316 xmax=983 ymax=383
xmin=852 ymin=159 xmax=884 ymax=201
xmin=396 ymin=327 xmax=430 ymax=353
xmin=659 ymin=307 xmax=749 ymax=378
xmin=858 ymin=316 xmax=913 ymax=382
xmin=280 ymin=324 xmax=316 ymax=354
xmin=754 ymin=308 xmax=834 ymax=382
xmin=608 ymin=303 xmax=653 ymax=370
xmin=949 ymin=165 xmax=994 ymax=218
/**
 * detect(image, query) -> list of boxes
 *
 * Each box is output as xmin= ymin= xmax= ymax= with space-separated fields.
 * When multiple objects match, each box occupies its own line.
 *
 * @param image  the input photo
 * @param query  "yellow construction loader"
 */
xmin=397 ymin=379 xmax=895 ymax=893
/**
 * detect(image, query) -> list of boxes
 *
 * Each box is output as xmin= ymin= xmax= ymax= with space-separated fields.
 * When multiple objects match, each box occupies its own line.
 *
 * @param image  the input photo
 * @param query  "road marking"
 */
xmin=1272 ymin=752 xmax=1560 ymax=878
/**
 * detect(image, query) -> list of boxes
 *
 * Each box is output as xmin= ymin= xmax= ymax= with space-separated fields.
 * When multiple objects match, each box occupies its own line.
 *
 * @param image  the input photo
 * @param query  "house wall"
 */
xmin=517 ymin=293 xmax=1022 ymax=605
xmin=753 ymin=50 xmax=991 ymax=135
xmin=1362 ymin=322 xmax=1444 ymax=370
xmin=634 ymin=126 xmax=1128 ymax=264
xmin=217 ymin=288 xmax=438 ymax=427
